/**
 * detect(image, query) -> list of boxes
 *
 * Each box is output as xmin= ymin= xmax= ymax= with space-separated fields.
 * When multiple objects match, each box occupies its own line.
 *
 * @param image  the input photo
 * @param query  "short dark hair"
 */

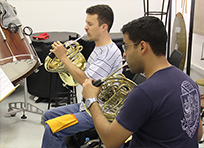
xmin=86 ymin=4 xmax=114 ymax=32
xmin=121 ymin=16 xmax=167 ymax=56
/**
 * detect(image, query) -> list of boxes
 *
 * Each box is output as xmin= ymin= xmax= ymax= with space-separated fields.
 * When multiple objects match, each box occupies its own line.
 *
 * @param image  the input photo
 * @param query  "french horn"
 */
xmin=44 ymin=37 xmax=86 ymax=86
xmin=84 ymin=73 xmax=136 ymax=122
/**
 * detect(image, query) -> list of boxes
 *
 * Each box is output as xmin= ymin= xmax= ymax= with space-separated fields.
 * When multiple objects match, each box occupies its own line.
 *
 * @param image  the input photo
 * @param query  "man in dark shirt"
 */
xmin=82 ymin=16 xmax=202 ymax=148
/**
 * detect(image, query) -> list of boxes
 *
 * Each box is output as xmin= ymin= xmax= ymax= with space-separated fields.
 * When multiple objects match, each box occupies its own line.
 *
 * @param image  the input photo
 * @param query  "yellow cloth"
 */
xmin=45 ymin=114 xmax=78 ymax=133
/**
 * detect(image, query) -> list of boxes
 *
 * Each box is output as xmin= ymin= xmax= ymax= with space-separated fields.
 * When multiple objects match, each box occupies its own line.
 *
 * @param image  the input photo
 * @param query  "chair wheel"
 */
xmin=21 ymin=115 xmax=27 ymax=119
xmin=8 ymin=108 xmax=16 ymax=117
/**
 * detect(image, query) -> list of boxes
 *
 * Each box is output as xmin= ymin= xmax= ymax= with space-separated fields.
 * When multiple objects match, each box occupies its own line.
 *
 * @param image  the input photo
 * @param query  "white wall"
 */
xmin=192 ymin=34 xmax=204 ymax=74
xmin=8 ymin=0 xmax=144 ymax=35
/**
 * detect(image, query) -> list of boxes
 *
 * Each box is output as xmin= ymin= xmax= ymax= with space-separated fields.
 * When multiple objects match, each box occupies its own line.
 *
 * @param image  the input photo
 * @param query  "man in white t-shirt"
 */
xmin=41 ymin=4 xmax=122 ymax=148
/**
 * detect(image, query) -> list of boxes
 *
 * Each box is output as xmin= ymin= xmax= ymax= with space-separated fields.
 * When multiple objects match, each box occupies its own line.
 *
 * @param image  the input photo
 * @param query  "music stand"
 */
xmin=143 ymin=0 xmax=170 ymax=27
xmin=0 ymin=78 xmax=44 ymax=119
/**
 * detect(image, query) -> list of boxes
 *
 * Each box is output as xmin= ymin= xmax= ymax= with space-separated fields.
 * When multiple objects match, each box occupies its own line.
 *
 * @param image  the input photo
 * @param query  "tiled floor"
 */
xmin=0 ymin=68 xmax=204 ymax=148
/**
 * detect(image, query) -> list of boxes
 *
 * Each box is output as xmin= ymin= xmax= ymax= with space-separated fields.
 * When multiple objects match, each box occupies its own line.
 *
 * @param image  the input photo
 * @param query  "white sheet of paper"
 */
xmin=0 ymin=67 xmax=16 ymax=102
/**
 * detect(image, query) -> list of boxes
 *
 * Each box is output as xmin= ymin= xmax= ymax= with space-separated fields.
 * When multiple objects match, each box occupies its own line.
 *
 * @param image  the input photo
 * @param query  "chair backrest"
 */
xmin=168 ymin=49 xmax=184 ymax=68
xmin=132 ymin=73 xmax=146 ymax=85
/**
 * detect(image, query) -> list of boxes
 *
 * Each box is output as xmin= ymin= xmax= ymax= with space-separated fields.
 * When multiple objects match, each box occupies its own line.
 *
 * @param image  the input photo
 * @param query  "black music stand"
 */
xmin=143 ymin=0 xmax=170 ymax=27
xmin=143 ymin=0 xmax=172 ymax=60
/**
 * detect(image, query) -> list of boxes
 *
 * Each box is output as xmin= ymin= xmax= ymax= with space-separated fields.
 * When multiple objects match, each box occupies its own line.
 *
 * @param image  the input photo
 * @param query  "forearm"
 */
xmin=89 ymin=102 xmax=114 ymax=147
xmin=90 ymin=102 xmax=129 ymax=148
xmin=82 ymin=79 xmax=133 ymax=147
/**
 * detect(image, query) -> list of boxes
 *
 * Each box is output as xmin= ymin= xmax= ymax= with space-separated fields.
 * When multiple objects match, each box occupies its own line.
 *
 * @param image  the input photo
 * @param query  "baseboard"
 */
xmin=191 ymin=64 xmax=204 ymax=76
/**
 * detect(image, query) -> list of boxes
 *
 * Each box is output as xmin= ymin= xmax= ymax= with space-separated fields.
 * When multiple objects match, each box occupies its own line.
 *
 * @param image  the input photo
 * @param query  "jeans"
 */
xmin=41 ymin=103 xmax=94 ymax=148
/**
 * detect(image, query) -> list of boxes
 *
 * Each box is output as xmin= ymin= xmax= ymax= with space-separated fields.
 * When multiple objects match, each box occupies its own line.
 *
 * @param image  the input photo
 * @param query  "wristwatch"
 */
xmin=85 ymin=98 xmax=98 ymax=109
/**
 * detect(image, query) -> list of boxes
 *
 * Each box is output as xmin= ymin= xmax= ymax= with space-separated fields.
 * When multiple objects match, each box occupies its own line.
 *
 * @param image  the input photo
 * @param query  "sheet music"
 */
xmin=0 ymin=68 xmax=17 ymax=102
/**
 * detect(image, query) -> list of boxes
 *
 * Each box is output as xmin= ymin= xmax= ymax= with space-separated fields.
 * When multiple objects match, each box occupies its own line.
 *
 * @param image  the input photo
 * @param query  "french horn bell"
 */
xmin=44 ymin=38 xmax=86 ymax=86
xmin=84 ymin=73 xmax=136 ymax=122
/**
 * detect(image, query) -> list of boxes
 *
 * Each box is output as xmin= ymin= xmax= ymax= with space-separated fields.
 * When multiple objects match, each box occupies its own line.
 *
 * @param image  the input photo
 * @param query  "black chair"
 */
xmin=168 ymin=49 xmax=184 ymax=69
xmin=132 ymin=73 xmax=146 ymax=85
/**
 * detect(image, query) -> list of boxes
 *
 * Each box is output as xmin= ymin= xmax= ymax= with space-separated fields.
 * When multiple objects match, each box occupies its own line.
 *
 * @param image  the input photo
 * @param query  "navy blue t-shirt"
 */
xmin=116 ymin=66 xmax=200 ymax=148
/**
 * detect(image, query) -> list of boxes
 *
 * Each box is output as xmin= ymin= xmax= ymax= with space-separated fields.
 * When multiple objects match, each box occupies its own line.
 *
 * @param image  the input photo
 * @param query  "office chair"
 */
xmin=132 ymin=73 xmax=146 ymax=85
xmin=168 ymin=49 xmax=184 ymax=69
xmin=131 ymin=50 xmax=184 ymax=85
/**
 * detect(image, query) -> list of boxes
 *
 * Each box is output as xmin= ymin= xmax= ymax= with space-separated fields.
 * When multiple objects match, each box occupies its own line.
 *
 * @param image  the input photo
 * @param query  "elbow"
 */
xmin=198 ymin=126 xmax=203 ymax=142
xmin=198 ymin=118 xmax=203 ymax=142
xmin=105 ymin=144 xmax=122 ymax=148
xmin=102 ymin=140 xmax=124 ymax=148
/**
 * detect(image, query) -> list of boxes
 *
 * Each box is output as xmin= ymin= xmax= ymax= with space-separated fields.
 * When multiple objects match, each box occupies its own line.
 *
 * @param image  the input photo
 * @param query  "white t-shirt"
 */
xmin=80 ymin=42 xmax=123 ymax=111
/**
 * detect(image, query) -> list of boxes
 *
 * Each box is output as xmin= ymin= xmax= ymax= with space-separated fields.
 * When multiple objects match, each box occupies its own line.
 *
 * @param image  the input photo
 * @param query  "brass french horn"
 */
xmin=44 ymin=36 xmax=86 ymax=86
xmin=84 ymin=73 xmax=136 ymax=122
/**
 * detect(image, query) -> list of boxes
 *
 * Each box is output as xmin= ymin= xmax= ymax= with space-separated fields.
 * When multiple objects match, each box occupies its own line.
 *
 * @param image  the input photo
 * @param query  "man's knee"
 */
xmin=43 ymin=110 xmax=52 ymax=124
xmin=45 ymin=123 xmax=53 ymax=134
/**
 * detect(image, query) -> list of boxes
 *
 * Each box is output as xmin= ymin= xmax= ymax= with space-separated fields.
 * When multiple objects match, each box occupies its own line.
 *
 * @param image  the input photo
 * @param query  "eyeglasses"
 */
xmin=122 ymin=41 xmax=141 ymax=52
